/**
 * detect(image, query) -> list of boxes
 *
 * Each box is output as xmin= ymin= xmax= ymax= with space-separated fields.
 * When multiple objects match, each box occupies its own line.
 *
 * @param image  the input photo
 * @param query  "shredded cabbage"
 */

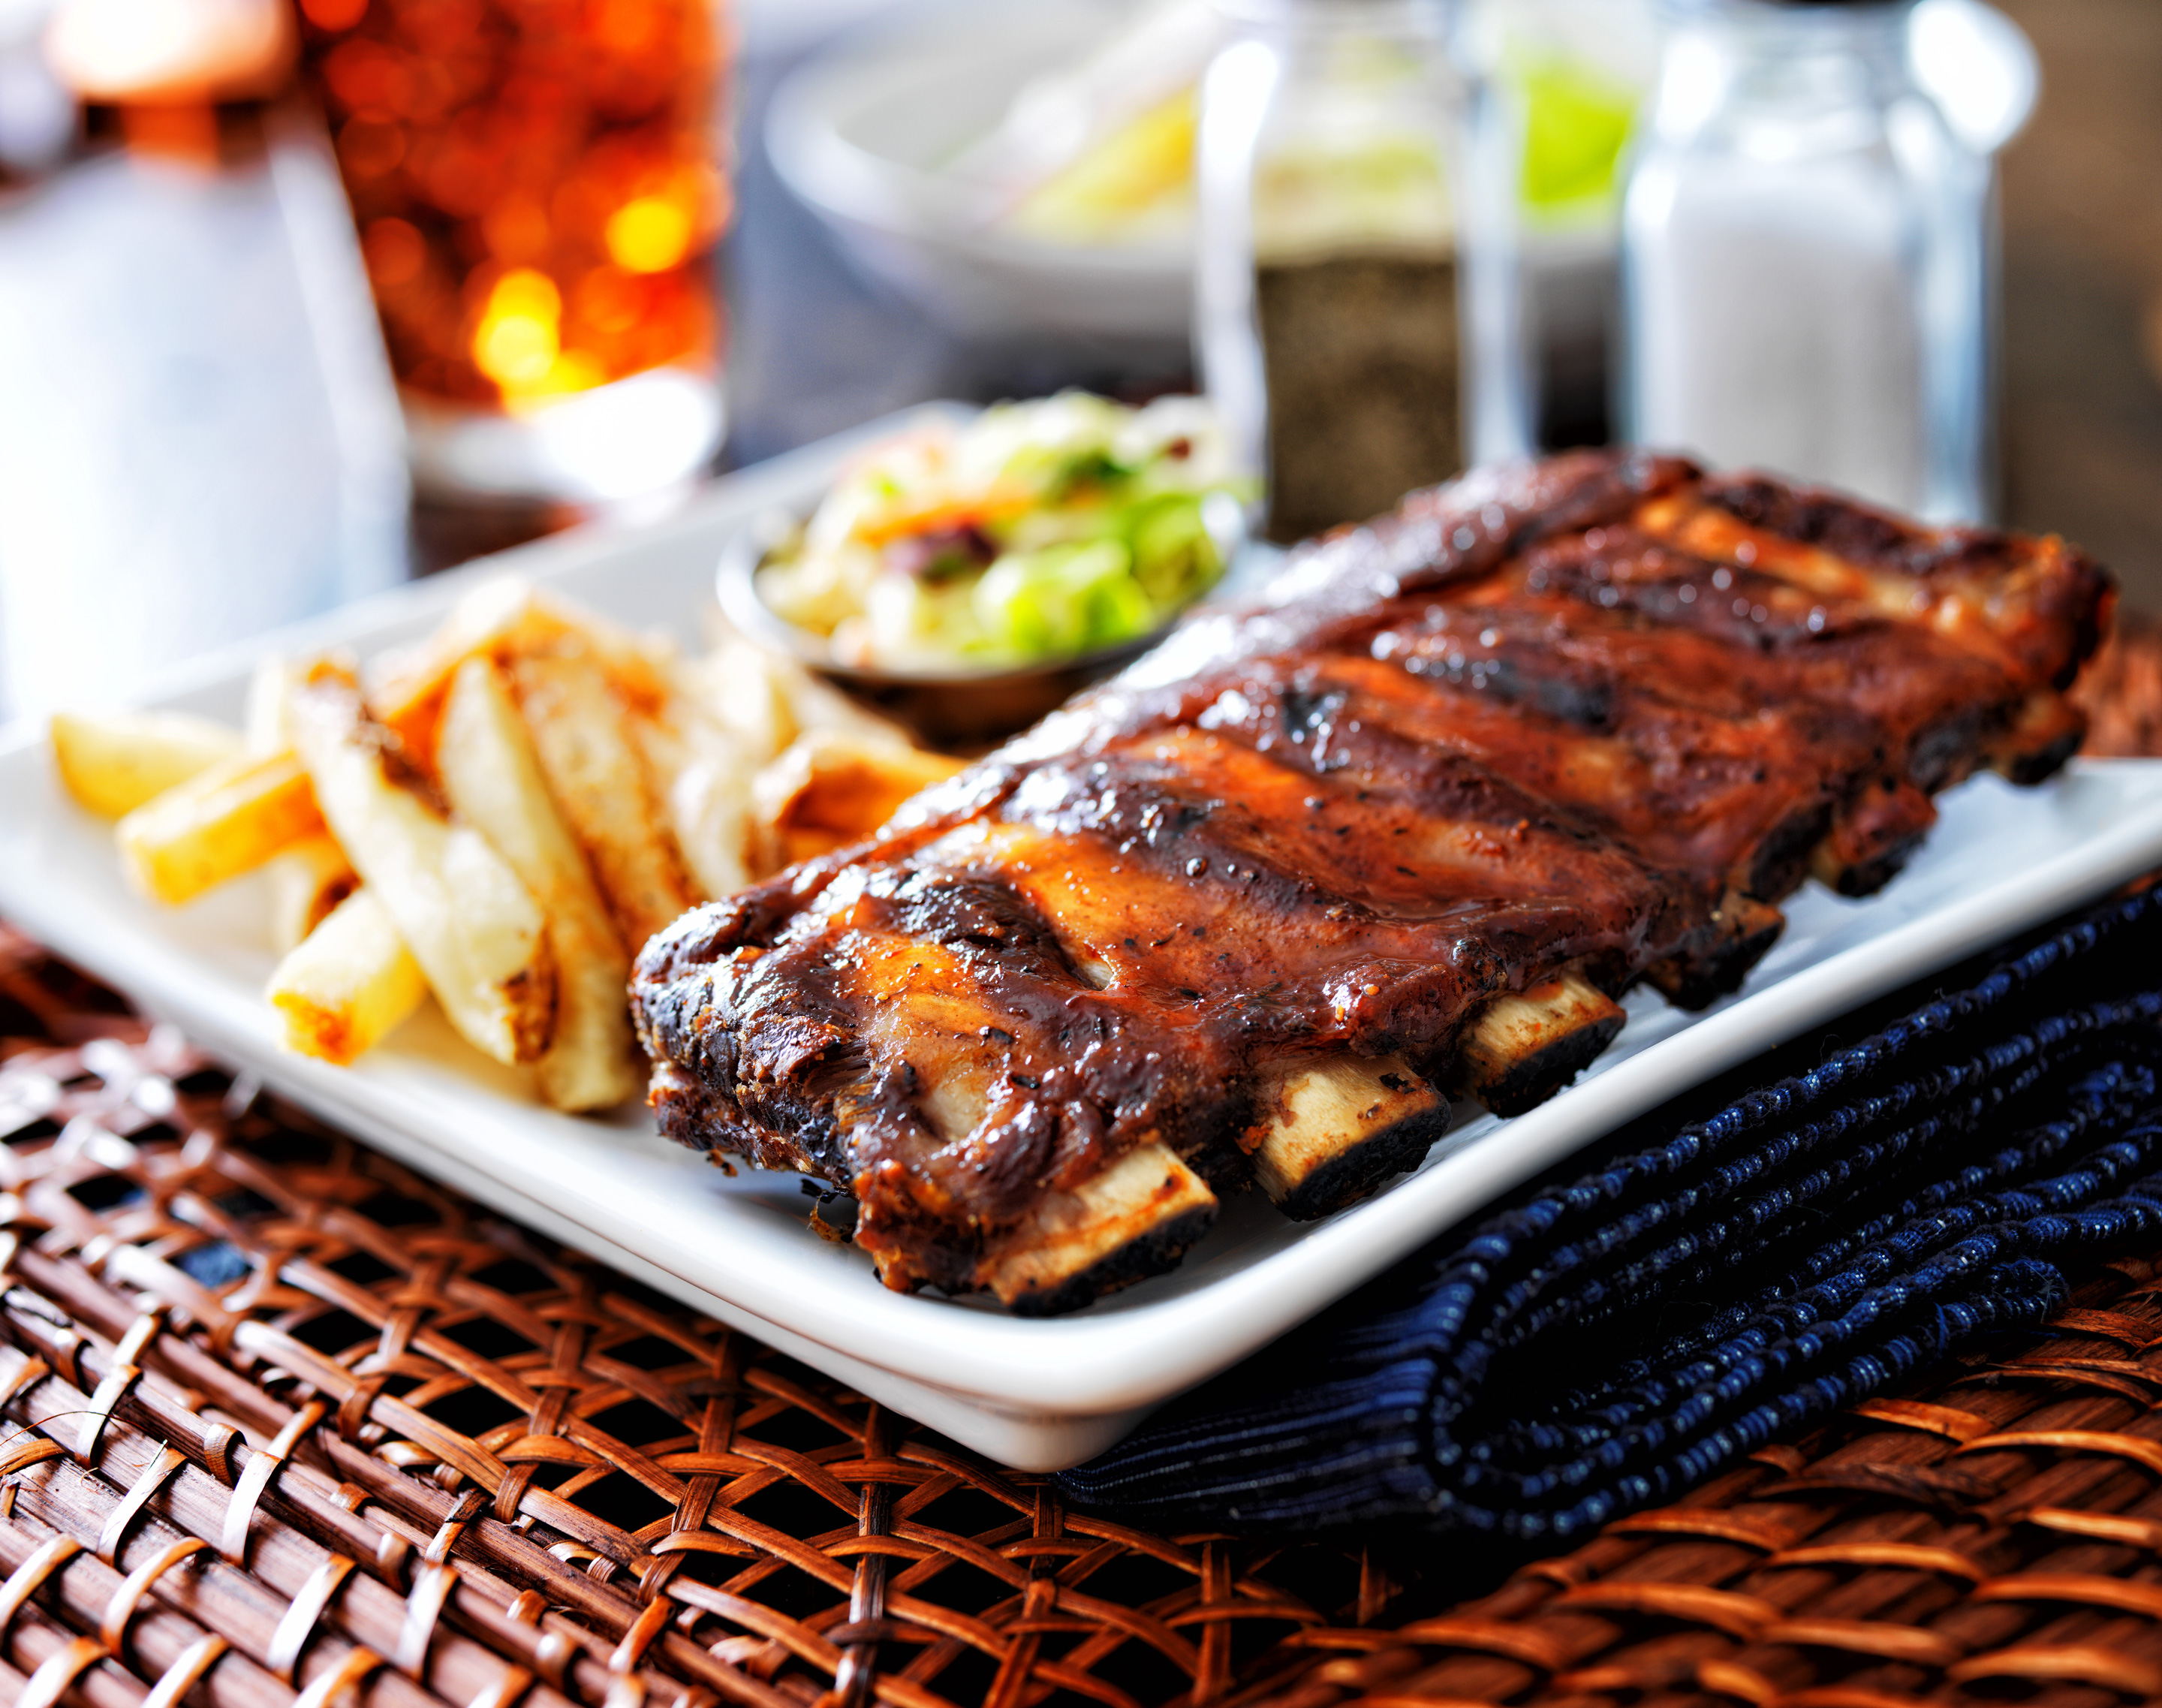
xmin=756 ymin=392 xmax=1251 ymax=670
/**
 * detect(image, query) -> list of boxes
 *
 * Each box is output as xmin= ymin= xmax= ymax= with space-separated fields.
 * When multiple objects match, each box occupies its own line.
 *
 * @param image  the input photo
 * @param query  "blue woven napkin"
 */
xmin=1058 ymin=883 xmax=2162 ymax=1544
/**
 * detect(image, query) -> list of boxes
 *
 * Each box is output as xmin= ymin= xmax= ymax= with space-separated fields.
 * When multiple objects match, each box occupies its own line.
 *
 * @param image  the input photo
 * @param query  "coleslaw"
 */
xmin=755 ymin=392 xmax=1251 ymax=671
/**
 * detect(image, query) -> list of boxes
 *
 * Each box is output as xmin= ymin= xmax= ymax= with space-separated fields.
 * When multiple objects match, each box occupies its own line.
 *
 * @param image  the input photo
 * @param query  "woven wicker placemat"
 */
xmin=0 ymin=926 xmax=1383 ymax=1708
xmin=8 ymin=920 xmax=2162 ymax=1708
xmin=1257 ymin=1264 xmax=2162 ymax=1708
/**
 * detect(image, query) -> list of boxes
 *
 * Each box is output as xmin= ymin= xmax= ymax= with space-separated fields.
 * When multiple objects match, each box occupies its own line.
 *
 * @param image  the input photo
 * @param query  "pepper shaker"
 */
xmin=1196 ymin=0 xmax=1465 ymax=542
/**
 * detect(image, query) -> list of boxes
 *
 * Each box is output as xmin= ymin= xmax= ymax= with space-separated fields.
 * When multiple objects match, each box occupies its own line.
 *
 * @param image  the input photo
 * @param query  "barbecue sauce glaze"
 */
xmin=634 ymin=449 xmax=2112 ymax=1306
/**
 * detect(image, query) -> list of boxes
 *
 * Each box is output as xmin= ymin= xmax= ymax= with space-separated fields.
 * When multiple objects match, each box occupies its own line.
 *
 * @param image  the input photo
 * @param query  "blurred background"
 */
xmin=1992 ymin=5 xmax=2162 ymax=609
xmin=0 ymin=0 xmax=2155 ymax=721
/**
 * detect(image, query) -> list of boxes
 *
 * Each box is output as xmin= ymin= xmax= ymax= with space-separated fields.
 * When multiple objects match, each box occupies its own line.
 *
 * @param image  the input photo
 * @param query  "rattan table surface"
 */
xmin=8 ymin=910 xmax=2162 ymax=1708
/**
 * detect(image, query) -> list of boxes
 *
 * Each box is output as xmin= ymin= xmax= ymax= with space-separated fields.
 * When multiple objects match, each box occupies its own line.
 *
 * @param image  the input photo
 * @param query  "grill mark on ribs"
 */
xmin=979 ymin=737 xmax=1671 ymax=1056
xmin=631 ymin=450 xmax=2112 ymax=1310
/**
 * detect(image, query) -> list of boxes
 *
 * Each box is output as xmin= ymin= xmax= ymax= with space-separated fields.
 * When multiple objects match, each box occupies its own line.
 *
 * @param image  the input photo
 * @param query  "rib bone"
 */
xmin=1809 ymin=778 xmax=1938 ymax=897
xmin=634 ymin=451 xmax=2109 ymax=1312
xmin=977 ymin=1141 xmax=1218 ymax=1315
xmin=1254 ymin=1054 xmax=1448 ymax=1219
xmin=851 ymin=1008 xmax=1221 ymax=1312
xmin=1450 ymin=972 xmax=1627 ymax=1116
xmin=1989 ymin=690 xmax=2088 ymax=785
xmin=1645 ymin=890 xmax=1785 ymax=1010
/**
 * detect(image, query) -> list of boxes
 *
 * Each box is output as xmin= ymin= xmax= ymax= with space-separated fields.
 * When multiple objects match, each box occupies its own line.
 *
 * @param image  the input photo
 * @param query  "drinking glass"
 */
xmin=297 ymin=0 xmax=729 ymax=504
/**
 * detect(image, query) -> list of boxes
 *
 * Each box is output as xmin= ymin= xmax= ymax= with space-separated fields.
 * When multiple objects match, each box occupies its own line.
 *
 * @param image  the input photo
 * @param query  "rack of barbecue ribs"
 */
xmin=632 ymin=450 xmax=2113 ymax=1314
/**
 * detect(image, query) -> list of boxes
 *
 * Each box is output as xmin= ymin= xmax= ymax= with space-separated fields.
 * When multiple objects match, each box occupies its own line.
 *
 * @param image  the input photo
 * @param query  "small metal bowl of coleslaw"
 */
xmin=717 ymin=392 xmax=1251 ymax=746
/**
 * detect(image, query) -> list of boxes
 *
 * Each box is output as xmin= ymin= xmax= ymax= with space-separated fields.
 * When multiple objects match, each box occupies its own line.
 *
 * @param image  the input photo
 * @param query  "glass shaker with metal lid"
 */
xmin=1196 ymin=0 xmax=1465 ymax=543
xmin=1620 ymin=0 xmax=1993 ymax=520
xmin=1456 ymin=0 xmax=1660 ymax=459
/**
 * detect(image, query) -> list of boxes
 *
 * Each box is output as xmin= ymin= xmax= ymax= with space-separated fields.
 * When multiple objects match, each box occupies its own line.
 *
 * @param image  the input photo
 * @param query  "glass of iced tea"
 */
xmin=297 ymin=0 xmax=728 ymax=503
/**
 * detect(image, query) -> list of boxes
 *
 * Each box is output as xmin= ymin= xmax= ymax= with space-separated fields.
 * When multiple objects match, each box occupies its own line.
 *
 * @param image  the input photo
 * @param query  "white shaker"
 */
xmin=1621 ymin=0 xmax=1997 ymax=521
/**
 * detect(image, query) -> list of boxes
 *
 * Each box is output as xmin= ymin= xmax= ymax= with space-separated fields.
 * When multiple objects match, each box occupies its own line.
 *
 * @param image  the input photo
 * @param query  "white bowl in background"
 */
xmin=765 ymin=0 xmax=1193 ymax=348
xmin=766 ymin=0 xmax=2034 ymax=354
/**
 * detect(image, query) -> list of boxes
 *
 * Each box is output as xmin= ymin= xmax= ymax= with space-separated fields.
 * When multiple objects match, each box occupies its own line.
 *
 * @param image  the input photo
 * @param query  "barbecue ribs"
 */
xmin=632 ymin=450 xmax=2113 ymax=1313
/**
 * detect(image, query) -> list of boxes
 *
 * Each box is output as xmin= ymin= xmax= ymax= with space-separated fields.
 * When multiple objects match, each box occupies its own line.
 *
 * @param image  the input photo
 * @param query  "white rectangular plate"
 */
xmin=5 ymin=415 xmax=2162 ymax=1472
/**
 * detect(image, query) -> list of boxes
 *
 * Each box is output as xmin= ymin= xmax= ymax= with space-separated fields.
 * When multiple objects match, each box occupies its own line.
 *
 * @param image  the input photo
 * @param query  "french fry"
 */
xmin=507 ymin=646 xmax=698 ymax=951
xmin=667 ymin=755 xmax=755 ymax=899
xmin=288 ymin=664 xmax=556 ymax=1065
xmin=679 ymin=642 xmax=796 ymax=767
xmin=630 ymin=704 xmax=754 ymax=901
xmin=266 ymin=887 xmax=426 ymax=1065
xmin=777 ymin=655 xmax=919 ymax=746
xmin=267 ymin=833 xmax=362 ymax=953
xmin=116 ymin=749 xmax=326 ymax=905
xmin=682 ymin=630 xmax=956 ymax=876
xmin=250 ymin=653 xmax=363 ymax=950
xmin=366 ymin=577 xmax=543 ymax=755
xmin=51 ymin=709 xmax=242 ymax=819
xmin=367 ymin=577 xmax=675 ymax=758
xmin=438 ymin=658 xmax=640 ymax=1111
xmin=245 ymin=656 xmax=364 ymax=950
xmin=245 ymin=655 xmax=302 ymax=753
xmin=679 ymin=628 xmax=927 ymax=768
xmin=752 ymin=730 xmax=967 ymax=869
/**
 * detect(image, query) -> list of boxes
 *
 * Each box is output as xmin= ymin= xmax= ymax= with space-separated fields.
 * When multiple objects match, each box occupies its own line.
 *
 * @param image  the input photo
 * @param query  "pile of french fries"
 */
xmin=48 ymin=578 xmax=965 ymax=1112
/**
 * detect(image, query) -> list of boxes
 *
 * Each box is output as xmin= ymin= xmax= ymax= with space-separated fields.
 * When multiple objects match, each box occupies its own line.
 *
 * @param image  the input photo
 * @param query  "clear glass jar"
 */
xmin=1456 ymin=0 xmax=1660 ymax=459
xmin=1619 ymin=0 xmax=1992 ymax=520
xmin=1195 ymin=0 xmax=1465 ymax=543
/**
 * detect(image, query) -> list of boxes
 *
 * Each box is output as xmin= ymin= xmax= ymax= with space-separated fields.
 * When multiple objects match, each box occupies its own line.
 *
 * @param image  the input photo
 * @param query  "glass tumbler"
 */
xmin=297 ymin=0 xmax=729 ymax=504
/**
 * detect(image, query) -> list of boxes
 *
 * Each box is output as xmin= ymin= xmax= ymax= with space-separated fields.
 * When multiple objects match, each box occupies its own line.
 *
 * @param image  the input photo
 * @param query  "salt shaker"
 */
xmin=1195 ymin=0 xmax=1465 ymax=542
xmin=1620 ymin=0 xmax=1991 ymax=520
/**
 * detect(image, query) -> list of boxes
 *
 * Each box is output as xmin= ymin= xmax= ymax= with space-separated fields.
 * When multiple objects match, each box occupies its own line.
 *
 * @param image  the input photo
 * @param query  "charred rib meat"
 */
xmin=632 ymin=451 xmax=2112 ymax=1313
